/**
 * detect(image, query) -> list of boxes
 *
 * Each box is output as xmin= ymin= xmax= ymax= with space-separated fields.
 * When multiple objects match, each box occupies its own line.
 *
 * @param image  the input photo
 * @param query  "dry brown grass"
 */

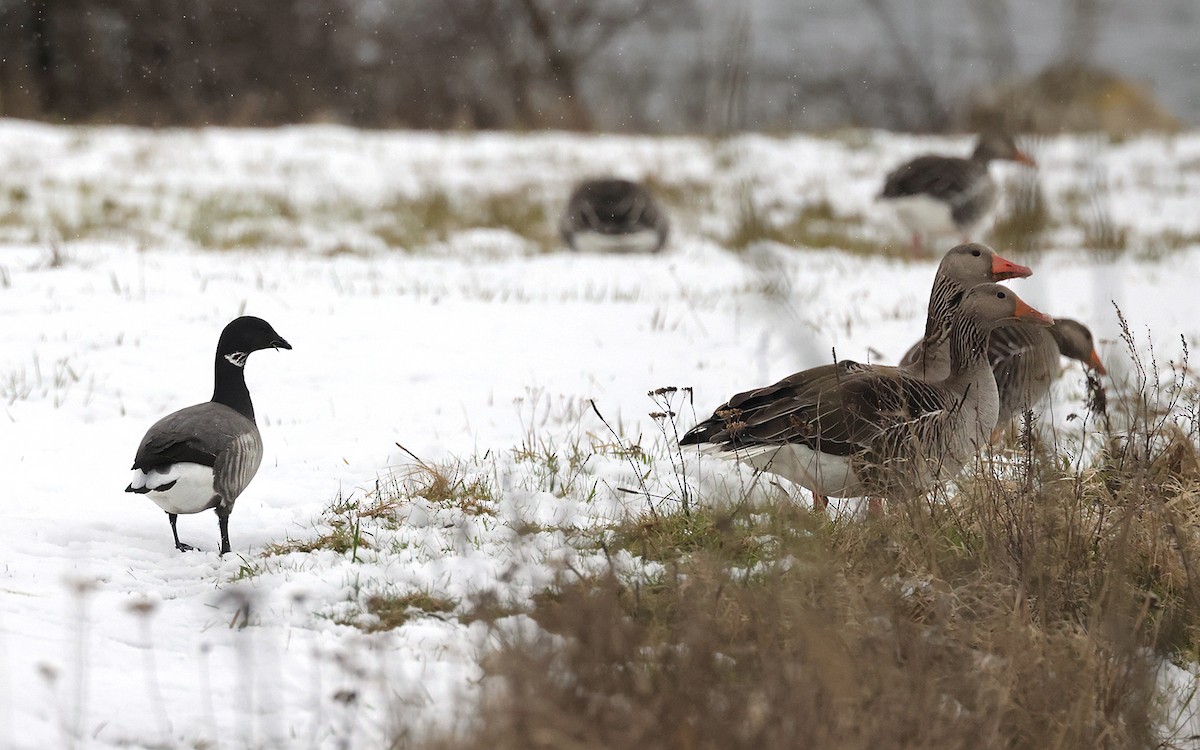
xmin=425 ymin=321 xmax=1200 ymax=750
xmin=726 ymin=191 xmax=898 ymax=257
xmin=988 ymin=170 xmax=1051 ymax=255
xmin=357 ymin=592 xmax=458 ymax=633
xmin=373 ymin=189 xmax=557 ymax=251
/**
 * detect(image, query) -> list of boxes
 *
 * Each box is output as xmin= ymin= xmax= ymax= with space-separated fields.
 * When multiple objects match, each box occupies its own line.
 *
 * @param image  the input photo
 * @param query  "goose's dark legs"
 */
xmin=216 ymin=507 xmax=232 ymax=555
xmin=168 ymin=513 xmax=196 ymax=552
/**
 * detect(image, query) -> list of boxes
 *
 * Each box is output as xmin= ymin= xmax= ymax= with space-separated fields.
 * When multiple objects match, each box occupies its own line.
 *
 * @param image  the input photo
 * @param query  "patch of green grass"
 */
xmin=187 ymin=191 xmax=301 ymax=249
xmin=265 ymin=494 xmax=375 ymax=558
xmin=1084 ymin=212 xmax=1129 ymax=254
xmin=640 ymin=174 xmax=715 ymax=214
xmin=356 ymin=591 xmax=458 ymax=632
xmin=478 ymin=191 xmax=555 ymax=250
xmin=372 ymin=190 xmax=456 ymax=250
xmin=988 ymin=173 xmax=1051 ymax=253
xmin=1138 ymin=229 xmax=1200 ymax=260
xmin=373 ymin=189 xmax=555 ymax=251
xmin=602 ymin=502 xmax=822 ymax=569
xmin=727 ymin=193 xmax=894 ymax=256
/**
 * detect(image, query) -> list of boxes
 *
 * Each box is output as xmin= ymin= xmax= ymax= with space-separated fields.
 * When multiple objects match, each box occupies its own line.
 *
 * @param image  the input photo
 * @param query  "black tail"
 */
xmin=125 ymin=480 xmax=175 ymax=494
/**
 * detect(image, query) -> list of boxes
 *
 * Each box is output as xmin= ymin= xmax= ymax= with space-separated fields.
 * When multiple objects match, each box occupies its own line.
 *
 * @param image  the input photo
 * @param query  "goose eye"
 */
xmin=971 ymin=249 xmax=981 ymax=257
xmin=997 ymin=292 xmax=1006 ymax=299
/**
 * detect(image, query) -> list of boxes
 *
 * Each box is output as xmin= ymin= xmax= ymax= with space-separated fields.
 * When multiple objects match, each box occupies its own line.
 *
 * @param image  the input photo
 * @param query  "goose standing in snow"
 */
xmin=681 ymin=284 xmax=1053 ymax=504
xmin=988 ymin=317 xmax=1106 ymax=440
xmin=560 ymin=178 xmax=669 ymax=254
xmin=880 ymin=131 xmax=1037 ymax=254
xmin=126 ymin=316 xmax=291 ymax=554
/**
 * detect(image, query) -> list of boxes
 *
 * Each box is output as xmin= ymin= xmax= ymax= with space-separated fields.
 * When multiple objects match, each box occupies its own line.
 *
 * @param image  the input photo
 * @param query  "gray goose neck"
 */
xmin=948 ymin=315 xmax=991 ymax=382
xmin=213 ymin=355 xmax=255 ymax=422
xmin=924 ymin=274 xmax=965 ymax=345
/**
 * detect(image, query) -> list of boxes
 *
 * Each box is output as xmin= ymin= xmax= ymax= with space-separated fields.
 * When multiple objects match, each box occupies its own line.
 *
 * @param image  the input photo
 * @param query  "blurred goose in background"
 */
xmin=681 ymin=284 xmax=1054 ymax=504
xmin=560 ymin=178 xmax=669 ymax=254
xmin=126 ymin=316 xmax=291 ymax=554
xmin=880 ymin=131 xmax=1037 ymax=254
xmin=988 ymin=317 xmax=1106 ymax=440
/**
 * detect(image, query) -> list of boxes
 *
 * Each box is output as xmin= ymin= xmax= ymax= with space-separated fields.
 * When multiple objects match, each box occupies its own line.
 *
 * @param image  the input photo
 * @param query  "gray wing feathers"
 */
xmin=133 ymin=402 xmax=257 ymax=470
xmin=989 ymin=325 xmax=1059 ymax=424
xmin=213 ymin=430 xmax=263 ymax=509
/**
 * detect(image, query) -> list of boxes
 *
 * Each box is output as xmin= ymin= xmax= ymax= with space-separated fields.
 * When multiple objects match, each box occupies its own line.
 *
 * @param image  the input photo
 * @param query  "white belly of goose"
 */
xmin=128 ymin=462 xmax=218 ymax=515
xmin=570 ymin=228 xmax=663 ymax=254
xmin=885 ymin=194 xmax=960 ymax=236
xmin=702 ymin=442 xmax=867 ymax=498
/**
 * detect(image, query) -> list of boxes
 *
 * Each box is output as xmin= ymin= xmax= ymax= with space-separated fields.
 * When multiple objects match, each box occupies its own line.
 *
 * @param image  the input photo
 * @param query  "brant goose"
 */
xmin=560 ymin=178 xmax=669 ymax=254
xmin=880 ymin=131 xmax=1036 ymax=253
xmin=681 ymin=285 xmax=1053 ymax=504
xmin=988 ymin=317 xmax=1105 ymax=440
xmin=126 ymin=316 xmax=291 ymax=554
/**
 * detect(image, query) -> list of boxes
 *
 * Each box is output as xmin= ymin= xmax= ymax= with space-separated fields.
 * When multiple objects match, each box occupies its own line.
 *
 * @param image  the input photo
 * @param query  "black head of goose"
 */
xmin=880 ymin=131 xmax=1037 ymax=252
xmin=559 ymin=178 xmax=669 ymax=254
xmin=989 ymin=317 xmax=1105 ymax=438
xmin=126 ymin=316 xmax=292 ymax=554
xmin=681 ymin=284 xmax=1053 ymax=502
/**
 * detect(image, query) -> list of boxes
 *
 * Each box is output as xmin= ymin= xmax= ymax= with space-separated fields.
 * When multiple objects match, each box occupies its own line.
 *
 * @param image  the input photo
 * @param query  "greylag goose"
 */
xmin=681 ymin=284 xmax=1053 ymax=503
xmin=126 ymin=316 xmax=292 ymax=554
xmin=880 ymin=131 xmax=1036 ymax=253
xmin=683 ymin=243 xmax=1030 ymax=456
xmin=897 ymin=242 xmax=1031 ymax=381
xmin=988 ymin=317 xmax=1105 ymax=439
xmin=560 ymin=178 xmax=669 ymax=253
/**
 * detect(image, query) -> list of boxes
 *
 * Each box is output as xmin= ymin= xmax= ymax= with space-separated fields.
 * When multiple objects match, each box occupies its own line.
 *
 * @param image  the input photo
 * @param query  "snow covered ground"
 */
xmin=2 ymin=120 xmax=1200 ymax=747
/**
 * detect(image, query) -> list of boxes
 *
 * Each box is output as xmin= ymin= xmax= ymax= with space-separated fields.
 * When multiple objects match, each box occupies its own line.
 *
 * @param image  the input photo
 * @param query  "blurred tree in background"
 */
xmin=0 ymin=0 xmax=1192 ymax=132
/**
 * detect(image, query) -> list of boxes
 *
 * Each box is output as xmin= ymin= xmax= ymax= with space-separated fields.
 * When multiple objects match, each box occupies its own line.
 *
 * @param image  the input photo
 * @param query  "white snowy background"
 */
xmin=1 ymin=120 xmax=1199 ymax=747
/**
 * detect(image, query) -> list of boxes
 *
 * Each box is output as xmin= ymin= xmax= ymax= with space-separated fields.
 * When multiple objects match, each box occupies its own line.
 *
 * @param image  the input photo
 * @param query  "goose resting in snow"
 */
xmin=560 ymin=178 xmax=670 ymax=254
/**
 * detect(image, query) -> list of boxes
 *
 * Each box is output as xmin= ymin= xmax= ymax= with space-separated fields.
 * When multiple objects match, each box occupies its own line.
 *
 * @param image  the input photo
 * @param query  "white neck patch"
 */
xmin=224 ymin=351 xmax=249 ymax=368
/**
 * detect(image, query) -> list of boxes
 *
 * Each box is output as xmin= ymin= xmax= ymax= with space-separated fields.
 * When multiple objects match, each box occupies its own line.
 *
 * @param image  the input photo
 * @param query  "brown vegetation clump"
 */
xmin=967 ymin=63 xmax=1181 ymax=136
xmin=429 ymin=323 xmax=1200 ymax=750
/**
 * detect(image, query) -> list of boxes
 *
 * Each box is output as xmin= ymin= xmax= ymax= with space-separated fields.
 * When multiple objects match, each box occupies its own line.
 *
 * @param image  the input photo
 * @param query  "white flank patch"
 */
xmin=129 ymin=462 xmax=217 ymax=514
xmin=570 ymin=228 xmax=663 ymax=254
xmin=883 ymin=194 xmax=960 ymax=237
xmin=712 ymin=443 xmax=864 ymax=498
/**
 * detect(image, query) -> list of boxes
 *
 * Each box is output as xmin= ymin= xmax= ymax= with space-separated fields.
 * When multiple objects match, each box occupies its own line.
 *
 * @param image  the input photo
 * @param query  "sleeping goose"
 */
xmin=126 ymin=316 xmax=292 ymax=554
xmin=680 ymin=284 xmax=1053 ymax=503
xmin=988 ymin=317 xmax=1106 ymax=440
xmin=880 ymin=131 xmax=1036 ymax=254
xmin=560 ymin=178 xmax=669 ymax=254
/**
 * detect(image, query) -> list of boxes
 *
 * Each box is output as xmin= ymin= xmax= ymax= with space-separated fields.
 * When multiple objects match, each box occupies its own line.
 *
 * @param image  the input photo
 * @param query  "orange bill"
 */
xmin=991 ymin=253 xmax=1033 ymax=280
xmin=1013 ymin=150 xmax=1037 ymax=168
xmin=1013 ymin=297 xmax=1054 ymax=326
xmin=1086 ymin=349 xmax=1107 ymax=376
